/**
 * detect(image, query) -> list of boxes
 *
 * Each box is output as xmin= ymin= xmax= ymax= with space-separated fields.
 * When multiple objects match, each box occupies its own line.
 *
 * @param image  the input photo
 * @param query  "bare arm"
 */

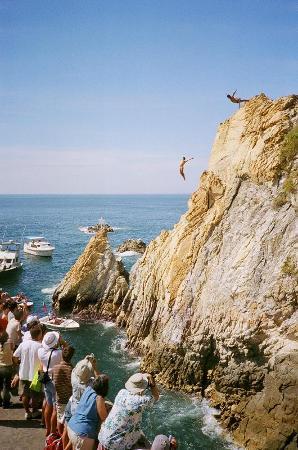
xmin=91 ymin=358 xmax=100 ymax=377
xmin=96 ymin=396 xmax=108 ymax=422
xmin=185 ymin=157 xmax=194 ymax=163
xmin=147 ymin=374 xmax=160 ymax=401
xmin=58 ymin=335 xmax=68 ymax=348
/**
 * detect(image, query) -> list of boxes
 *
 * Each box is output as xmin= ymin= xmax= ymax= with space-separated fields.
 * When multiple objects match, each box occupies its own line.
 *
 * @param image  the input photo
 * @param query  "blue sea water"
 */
xmin=0 ymin=195 xmax=237 ymax=450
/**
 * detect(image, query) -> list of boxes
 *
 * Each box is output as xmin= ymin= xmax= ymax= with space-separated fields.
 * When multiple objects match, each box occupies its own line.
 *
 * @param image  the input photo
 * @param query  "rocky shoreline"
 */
xmin=53 ymin=94 xmax=298 ymax=450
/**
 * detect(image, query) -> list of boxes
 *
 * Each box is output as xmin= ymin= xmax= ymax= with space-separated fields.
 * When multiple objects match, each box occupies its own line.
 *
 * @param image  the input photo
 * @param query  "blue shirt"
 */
xmin=68 ymin=386 xmax=99 ymax=439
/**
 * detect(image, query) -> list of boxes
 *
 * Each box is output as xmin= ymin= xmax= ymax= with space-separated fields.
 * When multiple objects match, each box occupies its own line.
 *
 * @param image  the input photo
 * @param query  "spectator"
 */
xmin=68 ymin=374 xmax=109 ymax=450
xmin=69 ymin=354 xmax=100 ymax=418
xmin=98 ymin=373 xmax=159 ymax=450
xmin=0 ymin=301 xmax=10 ymax=330
xmin=52 ymin=345 xmax=75 ymax=446
xmin=13 ymin=324 xmax=43 ymax=419
xmin=38 ymin=331 xmax=67 ymax=436
xmin=6 ymin=308 xmax=23 ymax=350
xmin=22 ymin=316 xmax=40 ymax=341
xmin=0 ymin=324 xmax=14 ymax=408
xmin=7 ymin=300 xmax=18 ymax=321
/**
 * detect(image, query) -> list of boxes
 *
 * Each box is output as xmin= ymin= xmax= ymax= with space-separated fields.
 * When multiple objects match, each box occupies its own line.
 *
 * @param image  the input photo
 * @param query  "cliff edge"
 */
xmin=53 ymin=94 xmax=298 ymax=449
xmin=117 ymin=94 xmax=298 ymax=449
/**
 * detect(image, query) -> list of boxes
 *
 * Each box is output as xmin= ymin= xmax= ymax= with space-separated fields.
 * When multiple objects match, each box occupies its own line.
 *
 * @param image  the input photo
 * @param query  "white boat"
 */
xmin=0 ymin=240 xmax=23 ymax=273
xmin=39 ymin=315 xmax=80 ymax=331
xmin=24 ymin=236 xmax=55 ymax=257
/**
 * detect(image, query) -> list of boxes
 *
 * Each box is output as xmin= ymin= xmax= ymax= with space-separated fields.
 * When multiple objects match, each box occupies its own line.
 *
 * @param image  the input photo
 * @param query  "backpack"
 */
xmin=44 ymin=432 xmax=63 ymax=450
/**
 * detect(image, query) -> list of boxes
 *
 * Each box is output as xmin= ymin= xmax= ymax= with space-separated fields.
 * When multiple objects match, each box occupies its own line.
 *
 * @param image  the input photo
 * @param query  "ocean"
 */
xmin=0 ymin=195 xmax=237 ymax=450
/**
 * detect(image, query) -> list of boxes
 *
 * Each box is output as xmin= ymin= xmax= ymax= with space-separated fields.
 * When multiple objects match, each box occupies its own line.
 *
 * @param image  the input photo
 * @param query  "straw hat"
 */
xmin=125 ymin=373 xmax=148 ymax=394
xmin=73 ymin=358 xmax=94 ymax=384
xmin=151 ymin=435 xmax=170 ymax=450
xmin=42 ymin=331 xmax=59 ymax=350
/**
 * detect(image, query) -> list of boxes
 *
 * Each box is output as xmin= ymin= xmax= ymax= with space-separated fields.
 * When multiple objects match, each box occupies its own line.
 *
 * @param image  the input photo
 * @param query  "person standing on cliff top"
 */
xmin=179 ymin=156 xmax=194 ymax=180
xmin=227 ymin=90 xmax=249 ymax=108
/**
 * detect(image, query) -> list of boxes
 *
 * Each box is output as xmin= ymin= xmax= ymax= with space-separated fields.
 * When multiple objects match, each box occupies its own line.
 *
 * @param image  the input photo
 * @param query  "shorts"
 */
xmin=44 ymin=379 xmax=56 ymax=406
xmin=19 ymin=380 xmax=41 ymax=400
xmin=67 ymin=426 xmax=96 ymax=450
xmin=56 ymin=402 xmax=66 ymax=423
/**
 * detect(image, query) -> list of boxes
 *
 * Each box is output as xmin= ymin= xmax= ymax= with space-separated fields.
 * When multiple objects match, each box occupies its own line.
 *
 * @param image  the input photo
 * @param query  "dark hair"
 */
xmin=0 ymin=330 xmax=9 ymax=349
xmin=30 ymin=325 xmax=42 ymax=340
xmin=2 ymin=301 xmax=10 ymax=311
xmin=8 ymin=300 xmax=17 ymax=312
xmin=93 ymin=374 xmax=109 ymax=397
xmin=13 ymin=308 xmax=23 ymax=321
xmin=62 ymin=345 xmax=75 ymax=362
xmin=27 ymin=320 xmax=39 ymax=331
xmin=183 ymin=156 xmax=185 ymax=160
xmin=40 ymin=323 xmax=47 ymax=337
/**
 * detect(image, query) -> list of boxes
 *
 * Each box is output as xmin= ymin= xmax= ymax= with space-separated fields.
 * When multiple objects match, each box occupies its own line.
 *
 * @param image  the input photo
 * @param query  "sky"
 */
xmin=0 ymin=0 xmax=297 ymax=194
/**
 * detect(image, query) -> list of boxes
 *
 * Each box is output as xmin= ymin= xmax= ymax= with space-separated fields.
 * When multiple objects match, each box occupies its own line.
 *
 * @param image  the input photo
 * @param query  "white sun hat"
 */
xmin=42 ymin=331 xmax=59 ymax=350
xmin=125 ymin=373 xmax=149 ymax=394
xmin=26 ymin=315 xmax=39 ymax=325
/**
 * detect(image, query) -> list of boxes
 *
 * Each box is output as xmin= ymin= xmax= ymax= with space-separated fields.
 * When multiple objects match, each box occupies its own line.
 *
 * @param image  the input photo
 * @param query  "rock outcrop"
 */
xmin=116 ymin=239 xmax=147 ymax=254
xmin=115 ymin=95 xmax=298 ymax=449
xmin=53 ymin=230 xmax=128 ymax=319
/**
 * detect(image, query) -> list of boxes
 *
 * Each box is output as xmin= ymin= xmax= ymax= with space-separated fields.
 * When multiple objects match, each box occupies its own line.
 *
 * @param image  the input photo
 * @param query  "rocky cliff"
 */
xmin=53 ymin=94 xmax=298 ymax=449
xmin=53 ymin=230 xmax=129 ymax=319
xmin=116 ymin=94 xmax=298 ymax=449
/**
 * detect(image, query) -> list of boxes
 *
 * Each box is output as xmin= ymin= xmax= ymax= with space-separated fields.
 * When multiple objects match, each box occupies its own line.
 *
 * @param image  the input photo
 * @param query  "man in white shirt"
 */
xmin=6 ymin=308 xmax=23 ymax=349
xmin=13 ymin=325 xmax=43 ymax=419
xmin=22 ymin=316 xmax=40 ymax=342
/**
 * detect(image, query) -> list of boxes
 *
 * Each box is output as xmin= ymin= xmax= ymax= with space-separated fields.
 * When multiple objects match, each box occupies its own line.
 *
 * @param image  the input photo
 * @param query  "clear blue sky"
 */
xmin=1 ymin=0 xmax=297 ymax=194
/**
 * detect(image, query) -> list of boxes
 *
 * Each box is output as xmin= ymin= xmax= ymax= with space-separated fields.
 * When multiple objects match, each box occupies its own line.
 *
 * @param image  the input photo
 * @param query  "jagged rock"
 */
xmin=116 ymin=239 xmax=146 ymax=254
xmin=87 ymin=223 xmax=114 ymax=233
xmin=53 ymin=230 xmax=128 ymax=319
xmin=114 ymin=95 xmax=298 ymax=449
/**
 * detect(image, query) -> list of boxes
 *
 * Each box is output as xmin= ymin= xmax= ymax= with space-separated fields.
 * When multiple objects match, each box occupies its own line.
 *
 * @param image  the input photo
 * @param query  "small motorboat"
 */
xmin=0 ymin=240 xmax=23 ymax=273
xmin=39 ymin=315 xmax=80 ymax=331
xmin=24 ymin=236 xmax=55 ymax=257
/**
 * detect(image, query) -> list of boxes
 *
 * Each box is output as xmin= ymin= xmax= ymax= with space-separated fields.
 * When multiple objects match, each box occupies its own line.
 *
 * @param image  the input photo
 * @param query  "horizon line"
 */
xmin=0 ymin=193 xmax=191 ymax=196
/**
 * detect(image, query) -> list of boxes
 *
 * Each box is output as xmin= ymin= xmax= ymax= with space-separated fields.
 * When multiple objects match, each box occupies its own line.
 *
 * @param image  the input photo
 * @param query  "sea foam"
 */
xmin=114 ymin=250 xmax=140 ymax=257
xmin=41 ymin=285 xmax=58 ymax=294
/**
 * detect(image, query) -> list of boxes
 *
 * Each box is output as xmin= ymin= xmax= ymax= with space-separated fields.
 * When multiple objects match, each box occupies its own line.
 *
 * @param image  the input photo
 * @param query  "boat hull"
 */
xmin=39 ymin=316 xmax=80 ymax=331
xmin=0 ymin=263 xmax=23 ymax=274
xmin=24 ymin=246 xmax=54 ymax=257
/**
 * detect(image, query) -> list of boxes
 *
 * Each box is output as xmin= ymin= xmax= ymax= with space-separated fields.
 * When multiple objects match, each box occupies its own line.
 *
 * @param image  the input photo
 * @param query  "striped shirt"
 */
xmin=52 ymin=361 xmax=73 ymax=404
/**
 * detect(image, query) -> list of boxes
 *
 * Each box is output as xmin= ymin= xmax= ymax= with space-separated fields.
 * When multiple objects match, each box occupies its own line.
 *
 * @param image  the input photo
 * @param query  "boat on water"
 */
xmin=39 ymin=315 xmax=80 ymax=331
xmin=0 ymin=240 xmax=23 ymax=273
xmin=24 ymin=236 xmax=55 ymax=257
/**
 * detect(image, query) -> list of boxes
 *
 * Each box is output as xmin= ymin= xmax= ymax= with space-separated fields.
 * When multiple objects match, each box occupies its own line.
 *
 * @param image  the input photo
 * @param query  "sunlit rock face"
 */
xmin=53 ymin=230 xmax=129 ymax=319
xmin=116 ymin=94 xmax=298 ymax=449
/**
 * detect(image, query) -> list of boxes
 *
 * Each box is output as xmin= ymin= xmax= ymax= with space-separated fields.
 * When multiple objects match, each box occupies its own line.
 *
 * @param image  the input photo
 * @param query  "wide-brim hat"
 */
xmin=125 ymin=373 xmax=148 ymax=394
xmin=42 ymin=331 xmax=59 ymax=350
xmin=151 ymin=435 xmax=170 ymax=450
xmin=73 ymin=358 xmax=94 ymax=384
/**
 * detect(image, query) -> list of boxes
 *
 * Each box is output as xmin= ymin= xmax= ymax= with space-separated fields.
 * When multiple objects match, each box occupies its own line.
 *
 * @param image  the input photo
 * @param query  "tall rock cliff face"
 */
xmin=53 ymin=230 xmax=129 ymax=319
xmin=117 ymin=95 xmax=298 ymax=449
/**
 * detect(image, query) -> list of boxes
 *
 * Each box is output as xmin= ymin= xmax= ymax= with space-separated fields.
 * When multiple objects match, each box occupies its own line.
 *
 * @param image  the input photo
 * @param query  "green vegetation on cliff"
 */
xmin=272 ymin=126 xmax=298 ymax=208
